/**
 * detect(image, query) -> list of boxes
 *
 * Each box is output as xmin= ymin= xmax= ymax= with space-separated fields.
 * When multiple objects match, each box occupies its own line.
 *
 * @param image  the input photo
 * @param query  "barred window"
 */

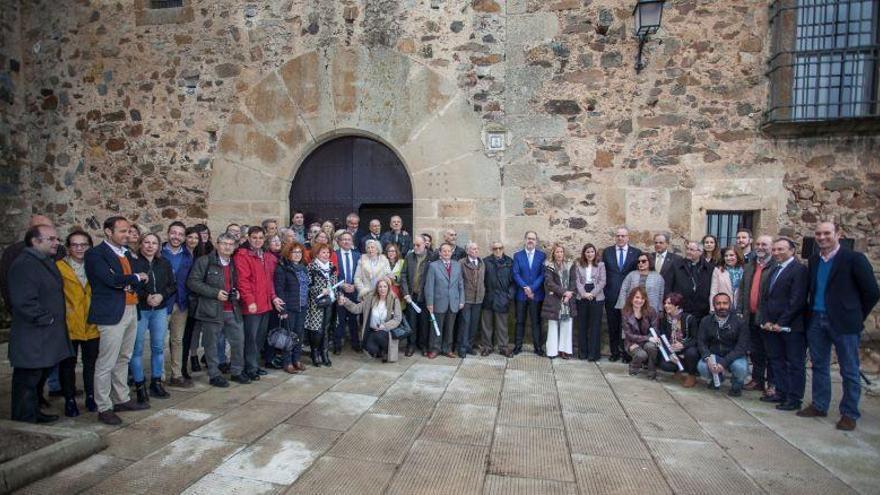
xmin=706 ymin=211 xmax=755 ymax=249
xmin=150 ymin=0 xmax=184 ymax=8
xmin=765 ymin=0 xmax=880 ymax=135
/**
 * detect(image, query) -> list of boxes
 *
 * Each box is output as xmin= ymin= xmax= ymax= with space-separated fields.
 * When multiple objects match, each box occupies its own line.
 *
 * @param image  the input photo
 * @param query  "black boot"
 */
xmin=190 ymin=356 xmax=202 ymax=372
xmin=150 ymin=378 xmax=170 ymax=399
xmin=135 ymin=381 xmax=150 ymax=404
xmin=322 ymin=347 xmax=332 ymax=367
xmin=310 ymin=333 xmax=323 ymax=366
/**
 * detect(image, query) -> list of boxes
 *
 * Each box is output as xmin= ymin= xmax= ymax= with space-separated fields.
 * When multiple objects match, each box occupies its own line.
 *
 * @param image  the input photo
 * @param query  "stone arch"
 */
xmin=207 ymin=45 xmax=502 ymax=247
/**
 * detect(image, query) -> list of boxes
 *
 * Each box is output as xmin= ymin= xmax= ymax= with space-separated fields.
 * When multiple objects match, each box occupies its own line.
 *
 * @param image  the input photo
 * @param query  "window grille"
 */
xmin=706 ymin=211 xmax=756 ymax=249
xmin=150 ymin=0 xmax=184 ymax=8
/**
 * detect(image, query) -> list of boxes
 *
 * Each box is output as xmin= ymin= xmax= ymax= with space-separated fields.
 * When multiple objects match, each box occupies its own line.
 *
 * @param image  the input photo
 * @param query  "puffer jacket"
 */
xmin=56 ymin=259 xmax=99 ymax=341
xmin=234 ymin=247 xmax=278 ymax=315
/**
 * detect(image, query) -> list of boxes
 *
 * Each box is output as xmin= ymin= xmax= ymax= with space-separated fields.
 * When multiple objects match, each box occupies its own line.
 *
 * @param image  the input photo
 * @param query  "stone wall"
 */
xmin=3 ymin=0 xmax=879 ymax=348
xmin=0 ymin=1 xmax=28 ymax=246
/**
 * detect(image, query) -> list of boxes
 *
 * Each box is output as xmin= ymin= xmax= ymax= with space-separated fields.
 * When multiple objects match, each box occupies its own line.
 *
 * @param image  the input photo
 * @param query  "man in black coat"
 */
xmin=0 ymin=214 xmax=56 ymax=308
xmin=758 ymin=237 xmax=809 ymax=412
xmin=401 ymin=234 xmax=431 ymax=356
xmin=601 ymin=227 xmax=641 ymax=361
xmin=671 ymin=241 xmax=713 ymax=320
xmin=797 ymin=222 xmax=880 ymax=431
xmin=649 ymin=233 xmax=682 ymax=296
xmin=482 ymin=241 xmax=516 ymax=356
xmin=8 ymin=225 xmax=73 ymax=423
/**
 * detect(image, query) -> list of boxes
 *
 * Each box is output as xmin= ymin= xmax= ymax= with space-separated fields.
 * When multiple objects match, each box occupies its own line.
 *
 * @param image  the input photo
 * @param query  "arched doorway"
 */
xmin=289 ymin=136 xmax=413 ymax=232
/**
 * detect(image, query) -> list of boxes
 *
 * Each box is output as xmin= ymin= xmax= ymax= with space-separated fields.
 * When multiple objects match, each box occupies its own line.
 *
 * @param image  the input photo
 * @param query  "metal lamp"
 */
xmin=633 ymin=0 xmax=666 ymax=73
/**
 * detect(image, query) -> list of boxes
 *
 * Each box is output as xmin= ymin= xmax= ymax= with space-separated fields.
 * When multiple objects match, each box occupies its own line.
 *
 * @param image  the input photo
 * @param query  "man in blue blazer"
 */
xmin=512 ymin=231 xmax=546 ymax=355
xmin=85 ymin=216 xmax=149 ymax=425
xmin=797 ymin=222 xmax=880 ymax=431
xmin=601 ymin=227 xmax=642 ymax=361
xmin=335 ymin=232 xmax=362 ymax=353
xmin=758 ymin=237 xmax=809 ymax=412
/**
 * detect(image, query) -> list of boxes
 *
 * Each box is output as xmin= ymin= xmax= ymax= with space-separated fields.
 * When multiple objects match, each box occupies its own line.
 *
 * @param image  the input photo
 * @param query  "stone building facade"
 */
xmin=1 ymin=1 xmax=878 ymax=357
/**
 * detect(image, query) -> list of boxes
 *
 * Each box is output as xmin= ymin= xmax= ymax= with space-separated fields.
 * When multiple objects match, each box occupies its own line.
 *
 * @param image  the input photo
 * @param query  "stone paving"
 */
xmin=2 ymin=346 xmax=879 ymax=495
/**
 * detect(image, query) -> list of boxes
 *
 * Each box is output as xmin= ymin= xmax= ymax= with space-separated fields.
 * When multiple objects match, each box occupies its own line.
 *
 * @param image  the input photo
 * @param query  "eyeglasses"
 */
xmin=638 ymin=259 xmax=649 ymax=264
xmin=69 ymin=243 xmax=90 ymax=248
xmin=39 ymin=236 xmax=59 ymax=242
xmin=492 ymin=247 xmax=503 ymax=251
xmin=291 ymin=250 xmax=303 ymax=254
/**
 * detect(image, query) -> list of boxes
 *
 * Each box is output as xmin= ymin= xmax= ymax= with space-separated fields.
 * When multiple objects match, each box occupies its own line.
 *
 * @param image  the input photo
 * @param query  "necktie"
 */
xmin=656 ymin=253 xmax=663 ymax=273
xmin=527 ymin=251 xmax=533 ymax=268
xmin=345 ymin=252 xmax=352 ymax=283
xmin=618 ymin=248 xmax=625 ymax=270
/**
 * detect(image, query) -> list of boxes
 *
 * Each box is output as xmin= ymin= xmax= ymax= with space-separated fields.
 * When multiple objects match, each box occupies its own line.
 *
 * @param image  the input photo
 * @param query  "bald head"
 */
xmin=30 ymin=215 xmax=53 ymax=228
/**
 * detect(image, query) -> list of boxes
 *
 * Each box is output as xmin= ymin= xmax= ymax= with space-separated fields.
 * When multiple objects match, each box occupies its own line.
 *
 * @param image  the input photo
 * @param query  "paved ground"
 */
xmin=1 ymin=344 xmax=879 ymax=495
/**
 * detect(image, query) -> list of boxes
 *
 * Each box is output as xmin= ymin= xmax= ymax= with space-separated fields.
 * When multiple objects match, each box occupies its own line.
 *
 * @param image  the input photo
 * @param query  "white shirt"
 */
xmin=526 ymin=249 xmax=535 ymax=268
xmin=468 ymin=257 xmax=479 ymax=266
xmin=104 ymin=240 xmax=128 ymax=257
xmin=585 ymin=265 xmax=594 ymax=283
xmin=370 ymin=300 xmax=388 ymax=330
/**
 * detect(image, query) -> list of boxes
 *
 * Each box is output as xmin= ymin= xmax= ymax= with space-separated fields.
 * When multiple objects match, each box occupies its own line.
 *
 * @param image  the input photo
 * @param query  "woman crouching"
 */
xmin=338 ymin=278 xmax=403 ymax=363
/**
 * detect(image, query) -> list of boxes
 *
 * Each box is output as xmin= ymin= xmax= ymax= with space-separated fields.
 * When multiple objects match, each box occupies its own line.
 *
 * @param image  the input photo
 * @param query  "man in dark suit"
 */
xmin=797 ymin=222 xmax=880 ymax=431
xmin=736 ymin=228 xmax=756 ymax=264
xmin=8 ymin=225 xmax=73 ymax=423
xmin=650 ymin=233 xmax=682 ymax=296
xmin=758 ymin=237 xmax=808 ymax=412
xmin=425 ymin=243 xmax=465 ymax=358
xmin=512 ymin=231 xmax=546 ymax=355
xmin=380 ymin=215 xmax=412 ymax=256
xmin=85 ymin=216 xmax=150 ymax=425
xmin=736 ymin=235 xmax=776 ymax=394
xmin=335 ymin=232 xmax=362 ymax=353
xmin=442 ymin=229 xmax=467 ymax=261
xmin=671 ymin=241 xmax=713 ymax=319
xmin=601 ymin=227 xmax=642 ymax=361
xmin=357 ymin=219 xmax=382 ymax=254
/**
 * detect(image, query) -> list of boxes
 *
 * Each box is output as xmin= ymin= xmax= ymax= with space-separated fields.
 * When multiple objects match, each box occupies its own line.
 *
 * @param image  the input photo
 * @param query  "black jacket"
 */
xmin=380 ymin=230 xmax=413 ymax=257
xmin=187 ymin=252 xmax=242 ymax=324
xmin=132 ymin=256 xmax=177 ymax=311
xmin=650 ymin=251 xmax=683 ymax=296
xmin=8 ymin=248 xmax=74 ymax=368
xmin=659 ymin=312 xmax=698 ymax=350
xmin=671 ymin=258 xmax=713 ymax=319
xmin=483 ymin=254 xmax=516 ymax=313
xmin=697 ymin=313 xmax=749 ymax=368
xmin=274 ymin=259 xmax=309 ymax=313
xmin=401 ymin=251 xmax=431 ymax=302
xmin=807 ymin=247 xmax=880 ymax=335
xmin=759 ymin=258 xmax=808 ymax=332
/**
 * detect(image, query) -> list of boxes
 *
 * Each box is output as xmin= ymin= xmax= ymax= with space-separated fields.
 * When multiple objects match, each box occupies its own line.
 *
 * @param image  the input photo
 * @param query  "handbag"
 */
xmin=559 ymin=301 xmax=572 ymax=322
xmin=267 ymin=315 xmax=301 ymax=352
xmin=390 ymin=316 xmax=413 ymax=340
xmin=389 ymin=299 xmax=413 ymax=340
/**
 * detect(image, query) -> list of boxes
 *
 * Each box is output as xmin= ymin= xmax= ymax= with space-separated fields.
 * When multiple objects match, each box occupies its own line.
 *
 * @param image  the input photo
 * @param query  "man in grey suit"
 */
xmin=425 ymin=243 xmax=465 ymax=359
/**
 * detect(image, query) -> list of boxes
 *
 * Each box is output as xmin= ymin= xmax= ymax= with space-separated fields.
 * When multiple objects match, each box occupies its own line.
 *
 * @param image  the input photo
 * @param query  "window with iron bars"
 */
xmin=149 ymin=0 xmax=184 ymax=8
xmin=706 ymin=211 xmax=756 ymax=250
xmin=764 ymin=0 xmax=880 ymax=135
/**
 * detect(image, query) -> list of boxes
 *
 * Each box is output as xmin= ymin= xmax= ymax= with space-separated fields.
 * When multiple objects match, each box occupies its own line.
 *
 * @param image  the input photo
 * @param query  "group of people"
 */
xmin=2 ymin=212 xmax=877 ymax=432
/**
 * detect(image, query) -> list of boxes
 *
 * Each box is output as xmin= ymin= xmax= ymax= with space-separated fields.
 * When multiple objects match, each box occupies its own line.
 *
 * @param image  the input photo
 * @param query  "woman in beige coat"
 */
xmin=354 ymin=239 xmax=392 ymax=298
xmin=339 ymin=278 xmax=403 ymax=362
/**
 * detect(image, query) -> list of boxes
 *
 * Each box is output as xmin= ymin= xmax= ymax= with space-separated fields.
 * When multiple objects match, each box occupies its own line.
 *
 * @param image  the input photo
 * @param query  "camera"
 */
xmin=229 ymin=288 xmax=240 ymax=301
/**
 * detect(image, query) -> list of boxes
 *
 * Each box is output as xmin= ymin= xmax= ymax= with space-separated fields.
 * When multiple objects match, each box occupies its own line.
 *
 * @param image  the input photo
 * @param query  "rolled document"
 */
xmin=429 ymin=312 xmax=441 ymax=337
xmin=648 ymin=328 xmax=671 ymax=363
xmin=660 ymin=334 xmax=685 ymax=371
xmin=409 ymin=301 xmax=422 ymax=314
xmin=707 ymin=354 xmax=721 ymax=387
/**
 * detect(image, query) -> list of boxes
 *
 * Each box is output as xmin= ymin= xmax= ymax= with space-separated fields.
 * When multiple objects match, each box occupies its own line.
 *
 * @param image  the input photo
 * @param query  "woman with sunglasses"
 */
xmin=615 ymin=253 xmax=665 ymax=314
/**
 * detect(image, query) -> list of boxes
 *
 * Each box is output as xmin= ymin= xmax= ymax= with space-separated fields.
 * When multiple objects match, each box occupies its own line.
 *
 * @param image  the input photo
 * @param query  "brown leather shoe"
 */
xmin=836 ymin=416 xmax=857 ymax=431
xmin=405 ymin=348 xmax=414 ymax=357
xmin=443 ymin=352 xmax=457 ymax=359
xmin=682 ymin=375 xmax=697 ymax=388
xmin=113 ymin=400 xmax=150 ymax=412
xmin=796 ymin=404 xmax=827 ymax=418
xmin=426 ymin=352 xmax=438 ymax=359
xmin=284 ymin=364 xmax=298 ymax=374
xmin=294 ymin=362 xmax=306 ymax=371
xmin=98 ymin=410 xmax=122 ymax=425
xmin=743 ymin=381 xmax=764 ymax=391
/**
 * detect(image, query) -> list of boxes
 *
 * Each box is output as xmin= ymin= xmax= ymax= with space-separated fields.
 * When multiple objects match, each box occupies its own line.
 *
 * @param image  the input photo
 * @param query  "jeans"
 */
xmin=765 ymin=329 xmax=807 ymax=405
xmin=807 ymin=312 xmax=862 ymax=420
xmin=130 ymin=308 xmax=168 ymax=382
xmin=243 ymin=312 xmax=270 ymax=374
xmin=281 ymin=310 xmax=307 ymax=366
xmin=698 ymin=356 xmax=749 ymax=385
xmin=60 ymin=338 xmax=100 ymax=400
